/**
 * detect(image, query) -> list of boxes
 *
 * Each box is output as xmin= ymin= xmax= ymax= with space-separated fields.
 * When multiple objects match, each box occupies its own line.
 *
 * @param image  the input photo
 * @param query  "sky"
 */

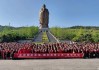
xmin=0 ymin=0 xmax=99 ymax=27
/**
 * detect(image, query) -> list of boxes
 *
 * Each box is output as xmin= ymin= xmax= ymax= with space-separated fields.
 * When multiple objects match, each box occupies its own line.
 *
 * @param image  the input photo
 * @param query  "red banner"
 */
xmin=14 ymin=53 xmax=84 ymax=59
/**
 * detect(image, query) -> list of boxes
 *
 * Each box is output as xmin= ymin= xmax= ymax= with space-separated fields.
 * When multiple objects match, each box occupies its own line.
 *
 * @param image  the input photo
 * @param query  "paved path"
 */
xmin=0 ymin=59 xmax=99 ymax=70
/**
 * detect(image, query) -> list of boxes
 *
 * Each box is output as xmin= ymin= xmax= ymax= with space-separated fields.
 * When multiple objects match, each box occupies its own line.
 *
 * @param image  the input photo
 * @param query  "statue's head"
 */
xmin=42 ymin=4 xmax=46 ymax=9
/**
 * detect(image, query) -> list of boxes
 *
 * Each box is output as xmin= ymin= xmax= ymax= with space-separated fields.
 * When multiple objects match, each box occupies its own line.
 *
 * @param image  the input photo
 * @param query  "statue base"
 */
xmin=39 ymin=28 xmax=49 ymax=32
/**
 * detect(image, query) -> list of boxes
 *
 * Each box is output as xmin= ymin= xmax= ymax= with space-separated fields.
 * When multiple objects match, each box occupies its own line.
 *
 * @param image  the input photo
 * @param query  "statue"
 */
xmin=39 ymin=4 xmax=49 ymax=28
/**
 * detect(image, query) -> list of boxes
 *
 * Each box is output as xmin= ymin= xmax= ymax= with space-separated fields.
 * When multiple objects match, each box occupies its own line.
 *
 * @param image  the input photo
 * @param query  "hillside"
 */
xmin=0 ymin=25 xmax=39 ymax=42
xmin=0 ymin=25 xmax=99 ymax=42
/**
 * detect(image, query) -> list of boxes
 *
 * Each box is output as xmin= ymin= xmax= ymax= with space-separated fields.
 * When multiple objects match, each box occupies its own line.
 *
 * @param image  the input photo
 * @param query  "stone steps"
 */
xmin=42 ymin=32 xmax=49 ymax=42
xmin=46 ymin=32 xmax=59 ymax=43
xmin=33 ymin=31 xmax=59 ymax=43
xmin=33 ymin=32 xmax=43 ymax=42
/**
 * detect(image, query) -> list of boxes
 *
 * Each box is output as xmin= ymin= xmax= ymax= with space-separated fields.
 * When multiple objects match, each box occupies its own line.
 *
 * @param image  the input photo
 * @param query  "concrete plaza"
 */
xmin=0 ymin=59 xmax=99 ymax=70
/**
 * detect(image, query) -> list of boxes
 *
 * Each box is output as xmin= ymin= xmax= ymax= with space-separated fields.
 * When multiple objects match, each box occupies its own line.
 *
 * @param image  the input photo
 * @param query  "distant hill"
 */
xmin=0 ymin=25 xmax=99 ymax=32
xmin=69 ymin=26 xmax=99 ymax=30
xmin=0 ymin=25 xmax=15 ymax=31
xmin=0 ymin=25 xmax=31 ymax=32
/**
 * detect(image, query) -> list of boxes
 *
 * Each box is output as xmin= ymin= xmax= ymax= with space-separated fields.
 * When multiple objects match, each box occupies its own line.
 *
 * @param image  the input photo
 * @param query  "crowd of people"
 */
xmin=0 ymin=42 xmax=99 ymax=59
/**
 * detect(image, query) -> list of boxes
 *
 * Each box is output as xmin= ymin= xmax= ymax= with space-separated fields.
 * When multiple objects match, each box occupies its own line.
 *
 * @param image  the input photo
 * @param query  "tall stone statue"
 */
xmin=39 ymin=4 xmax=49 ymax=28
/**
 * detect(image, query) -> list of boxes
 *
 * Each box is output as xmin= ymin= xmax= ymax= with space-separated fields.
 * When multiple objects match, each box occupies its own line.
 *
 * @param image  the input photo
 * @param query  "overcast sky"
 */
xmin=0 ymin=0 xmax=99 ymax=27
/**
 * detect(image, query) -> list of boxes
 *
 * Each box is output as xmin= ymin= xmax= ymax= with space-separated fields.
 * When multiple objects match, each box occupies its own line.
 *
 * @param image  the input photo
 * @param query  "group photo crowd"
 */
xmin=0 ymin=42 xmax=99 ymax=59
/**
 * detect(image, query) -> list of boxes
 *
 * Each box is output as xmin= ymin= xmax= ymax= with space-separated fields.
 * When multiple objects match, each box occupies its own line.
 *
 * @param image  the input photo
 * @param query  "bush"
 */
xmin=50 ymin=27 xmax=99 ymax=42
xmin=0 ymin=26 xmax=39 ymax=42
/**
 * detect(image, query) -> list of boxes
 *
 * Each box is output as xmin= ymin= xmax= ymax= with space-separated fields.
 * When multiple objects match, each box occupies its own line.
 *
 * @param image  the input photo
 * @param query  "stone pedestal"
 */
xmin=39 ymin=28 xmax=49 ymax=32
